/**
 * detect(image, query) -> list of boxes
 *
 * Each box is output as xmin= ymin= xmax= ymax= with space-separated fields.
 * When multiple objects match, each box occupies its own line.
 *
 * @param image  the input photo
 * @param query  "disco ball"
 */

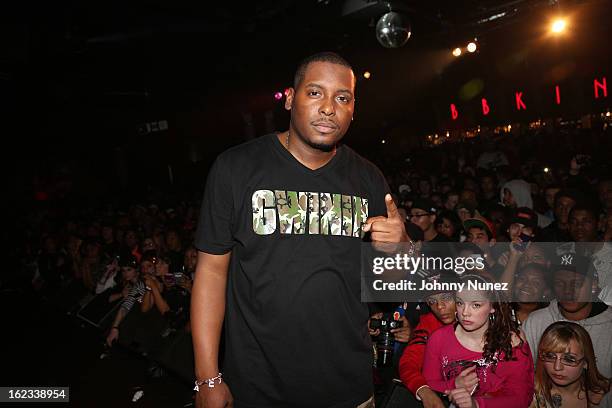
xmin=375 ymin=11 xmax=411 ymax=48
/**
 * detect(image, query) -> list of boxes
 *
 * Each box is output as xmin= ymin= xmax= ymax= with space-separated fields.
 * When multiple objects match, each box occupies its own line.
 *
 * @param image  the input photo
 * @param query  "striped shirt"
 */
xmin=120 ymin=280 xmax=146 ymax=313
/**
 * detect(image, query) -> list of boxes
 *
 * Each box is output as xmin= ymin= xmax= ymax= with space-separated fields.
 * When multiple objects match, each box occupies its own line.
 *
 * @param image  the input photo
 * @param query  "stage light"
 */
xmin=363 ymin=71 xmax=371 ymax=79
xmin=274 ymin=92 xmax=283 ymax=100
xmin=544 ymin=167 xmax=550 ymax=173
xmin=551 ymin=19 xmax=567 ymax=34
xmin=452 ymin=47 xmax=462 ymax=57
xmin=381 ymin=139 xmax=386 ymax=144
xmin=467 ymin=41 xmax=477 ymax=53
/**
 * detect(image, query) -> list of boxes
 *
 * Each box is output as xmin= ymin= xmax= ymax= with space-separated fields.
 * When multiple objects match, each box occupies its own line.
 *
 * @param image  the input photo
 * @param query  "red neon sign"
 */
xmin=448 ymin=76 xmax=608 ymax=119
xmin=481 ymin=98 xmax=490 ymax=115
xmin=450 ymin=104 xmax=459 ymax=120
xmin=595 ymin=77 xmax=608 ymax=99
xmin=515 ymin=92 xmax=526 ymax=110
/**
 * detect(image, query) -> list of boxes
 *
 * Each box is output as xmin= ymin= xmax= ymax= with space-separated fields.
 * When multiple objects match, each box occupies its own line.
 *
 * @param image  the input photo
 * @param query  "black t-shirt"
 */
xmin=195 ymin=134 xmax=389 ymax=408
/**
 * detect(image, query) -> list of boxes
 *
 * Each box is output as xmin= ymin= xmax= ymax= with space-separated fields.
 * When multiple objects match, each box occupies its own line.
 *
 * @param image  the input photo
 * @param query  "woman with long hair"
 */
xmin=532 ymin=322 xmax=610 ymax=408
xmin=423 ymin=274 xmax=534 ymax=408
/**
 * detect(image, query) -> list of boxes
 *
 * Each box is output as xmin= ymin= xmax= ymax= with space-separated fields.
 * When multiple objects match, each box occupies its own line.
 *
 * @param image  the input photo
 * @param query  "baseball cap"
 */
xmin=411 ymin=198 xmax=437 ymax=214
xmin=551 ymin=253 xmax=592 ymax=277
xmin=463 ymin=214 xmax=496 ymax=240
xmin=119 ymin=254 xmax=139 ymax=269
xmin=510 ymin=207 xmax=538 ymax=229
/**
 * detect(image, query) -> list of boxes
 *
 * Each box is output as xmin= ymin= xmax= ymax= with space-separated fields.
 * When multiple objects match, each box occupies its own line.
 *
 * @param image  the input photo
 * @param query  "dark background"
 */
xmin=4 ymin=0 xmax=611 ymax=201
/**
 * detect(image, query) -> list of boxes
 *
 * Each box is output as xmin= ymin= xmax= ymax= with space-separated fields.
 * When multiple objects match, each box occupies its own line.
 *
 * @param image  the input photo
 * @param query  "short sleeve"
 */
xmin=368 ymin=165 xmax=391 ymax=218
xmin=195 ymin=155 xmax=235 ymax=254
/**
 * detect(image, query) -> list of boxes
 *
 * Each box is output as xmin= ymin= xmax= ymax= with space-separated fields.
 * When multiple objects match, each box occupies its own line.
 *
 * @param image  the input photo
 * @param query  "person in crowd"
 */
xmin=464 ymin=215 xmax=501 ymax=275
xmin=502 ymin=179 xmax=552 ymax=228
xmin=399 ymin=272 xmax=458 ymax=408
xmin=598 ymin=179 xmax=612 ymax=217
xmin=444 ymin=191 xmax=460 ymax=211
xmin=121 ymin=227 xmax=142 ymax=262
xmin=410 ymin=198 xmax=449 ymax=242
xmin=183 ymin=245 xmax=198 ymax=280
xmin=511 ymin=263 xmax=551 ymax=326
xmin=80 ymin=238 xmax=104 ymax=291
xmin=569 ymin=205 xmax=600 ymax=243
xmin=423 ymin=274 xmax=535 ymax=408
xmin=164 ymin=229 xmax=184 ymax=270
xmin=543 ymin=185 xmax=561 ymax=221
xmin=540 ymin=190 xmax=579 ymax=242
xmin=101 ymin=222 xmax=121 ymax=259
xmin=532 ymin=321 xmax=610 ymax=408
xmin=434 ymin=210 xmax=462 ymax=242
xmin=106 ymin=255 xmax=146 ymax=346
xmin=478 ymin=171 xmax=499 ymax=213
xmin=523 ymin=254 xmax=612 ymax=380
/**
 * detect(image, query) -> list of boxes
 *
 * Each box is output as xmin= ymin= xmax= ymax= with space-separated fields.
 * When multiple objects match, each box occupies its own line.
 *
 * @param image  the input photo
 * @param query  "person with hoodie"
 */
xmin=523 ymin=254 xmax=612 ymax=384
xmin=501 ymin=179 xmax=552 ymax=228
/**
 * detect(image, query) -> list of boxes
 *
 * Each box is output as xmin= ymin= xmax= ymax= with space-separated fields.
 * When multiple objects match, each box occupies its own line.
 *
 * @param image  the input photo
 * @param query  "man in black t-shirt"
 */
xmin=191 ymin=52 xmax=409 ymax=408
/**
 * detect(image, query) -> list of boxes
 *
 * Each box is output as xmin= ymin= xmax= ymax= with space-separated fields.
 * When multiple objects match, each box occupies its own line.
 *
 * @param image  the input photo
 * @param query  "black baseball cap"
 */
xmin=411 ymin=198 xmax=437 ymax=214
xmin=119 ymin=254 xmax=139 ymax=269
xmin=510 ymin=207 xmax=538 ymax=229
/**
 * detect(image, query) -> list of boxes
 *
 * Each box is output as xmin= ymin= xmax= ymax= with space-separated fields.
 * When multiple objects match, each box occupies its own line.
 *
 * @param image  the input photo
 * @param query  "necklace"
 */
xmin=286 ymin=131 xmax=290 ymax=150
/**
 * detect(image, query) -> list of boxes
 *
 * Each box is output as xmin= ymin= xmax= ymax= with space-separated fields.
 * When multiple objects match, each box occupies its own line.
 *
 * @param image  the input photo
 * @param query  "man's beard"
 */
xmin=295 ymin=129 xmax=337 ymax=152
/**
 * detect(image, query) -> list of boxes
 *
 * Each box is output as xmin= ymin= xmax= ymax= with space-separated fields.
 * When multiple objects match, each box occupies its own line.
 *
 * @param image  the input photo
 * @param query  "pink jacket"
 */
xmin=423 ymin=324 xmax=534 ymax=408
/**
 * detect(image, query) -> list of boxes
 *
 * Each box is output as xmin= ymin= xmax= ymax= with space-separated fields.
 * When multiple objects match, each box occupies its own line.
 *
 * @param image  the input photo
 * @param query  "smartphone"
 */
xmin=513 ymin=233 xmax=533 ymax=252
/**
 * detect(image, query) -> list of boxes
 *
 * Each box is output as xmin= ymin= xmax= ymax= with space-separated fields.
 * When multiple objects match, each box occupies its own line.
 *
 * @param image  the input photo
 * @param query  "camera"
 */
xmin=370 ymin=314 xmax=403 ymax=367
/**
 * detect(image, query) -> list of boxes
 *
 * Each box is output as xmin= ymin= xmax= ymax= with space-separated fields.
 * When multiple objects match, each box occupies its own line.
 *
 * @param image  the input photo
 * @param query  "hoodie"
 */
xmin=501 ymin=179 xmax=552 ymax=228
xmin=502 ymin=179 xmax=534 ymax=208
xmin=523 ymin=300 xmax=612 ymax=379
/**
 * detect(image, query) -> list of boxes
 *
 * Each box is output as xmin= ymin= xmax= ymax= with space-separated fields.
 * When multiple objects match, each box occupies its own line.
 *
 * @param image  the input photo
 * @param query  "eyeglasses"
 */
xmin=425 ymin=293 xmax=455 ymax=306
xmin=539 ymin=351 xmax=585 ymax=367
xmin=410 ymin=212 xmax=433 ymax=218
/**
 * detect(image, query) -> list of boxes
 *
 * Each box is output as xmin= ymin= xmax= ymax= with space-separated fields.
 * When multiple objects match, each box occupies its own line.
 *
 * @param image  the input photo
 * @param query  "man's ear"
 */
xmin=284 ymin=88 xmax=295 ymax=111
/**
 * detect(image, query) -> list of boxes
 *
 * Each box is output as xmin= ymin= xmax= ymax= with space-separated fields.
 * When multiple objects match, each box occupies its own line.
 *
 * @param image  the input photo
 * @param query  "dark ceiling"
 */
xmin=3 ymin=0 xmax=611 ymax=160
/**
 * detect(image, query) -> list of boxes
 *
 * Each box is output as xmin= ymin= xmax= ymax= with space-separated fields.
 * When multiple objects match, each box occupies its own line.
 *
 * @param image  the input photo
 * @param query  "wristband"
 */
xmin=194 ymin=372 xmax=223 ymax=391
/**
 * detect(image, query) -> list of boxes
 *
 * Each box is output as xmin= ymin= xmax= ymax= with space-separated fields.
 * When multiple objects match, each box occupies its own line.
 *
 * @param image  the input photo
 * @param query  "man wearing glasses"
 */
xmin=409 ymin=198 xmax=449 ymax=243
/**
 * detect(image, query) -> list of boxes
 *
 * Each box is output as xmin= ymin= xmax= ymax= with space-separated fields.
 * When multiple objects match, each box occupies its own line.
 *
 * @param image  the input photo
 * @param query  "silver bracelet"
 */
xmin=194 ymin=372 xmax=223 ymax=391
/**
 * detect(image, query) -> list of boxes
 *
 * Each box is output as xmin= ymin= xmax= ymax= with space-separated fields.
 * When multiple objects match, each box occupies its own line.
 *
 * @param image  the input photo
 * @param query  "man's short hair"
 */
xmin=568 ymin=204 xmax=599 ymax=222
xmin=293 ymin=52 xmax=353 ymax=88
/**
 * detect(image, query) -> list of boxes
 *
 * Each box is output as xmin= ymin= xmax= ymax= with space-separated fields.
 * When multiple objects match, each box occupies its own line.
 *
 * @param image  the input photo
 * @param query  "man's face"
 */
xmin=599 ymin=180 xmax=612 ymax=210
xmin=466 ymin=227 xmax=490 ymax=247
xmin=285 ymin=61 xmax=355 ymax=152
xmin=409 ymin=208 xmax=435 ymax=232
xmin=445 ymin=194 xmax=459 ymax=210
xmin=569 ymin=210 xmax=597 ymax=242
xmin=141 ymin=260 xmax=155 ymax=276
xmin=508 ymin=222 xmax=533 ymax=241
xmin=545 ymin=188 xmax=561 ymax=210
xmin=514 ymin=266 xmax=549 ymax=302
xmin=480 ymin=176 xmax=496 ymax=195
xmin=555 ymin=196 xmax=576 ymax=225
xmin=554 ymin=270 xmax=592 ymax=314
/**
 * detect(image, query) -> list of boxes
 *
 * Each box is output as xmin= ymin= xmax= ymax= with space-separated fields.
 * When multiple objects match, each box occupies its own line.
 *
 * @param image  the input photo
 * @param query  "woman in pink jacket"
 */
xmin=423 ymin=274 xmax=534 ymax=408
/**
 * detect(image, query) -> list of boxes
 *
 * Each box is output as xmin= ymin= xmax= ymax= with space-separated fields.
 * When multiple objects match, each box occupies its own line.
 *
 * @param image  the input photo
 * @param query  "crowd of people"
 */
xmin=7 ymin=116 xmax=612 ymax=406
xmin=368 ymin=121 xmax=612 ymax=407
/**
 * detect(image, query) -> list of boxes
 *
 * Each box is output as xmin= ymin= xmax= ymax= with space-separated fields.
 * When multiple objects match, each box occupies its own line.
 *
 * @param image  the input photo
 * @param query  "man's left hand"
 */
xmin=363 ymin=194 xmax=410 ymax=243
